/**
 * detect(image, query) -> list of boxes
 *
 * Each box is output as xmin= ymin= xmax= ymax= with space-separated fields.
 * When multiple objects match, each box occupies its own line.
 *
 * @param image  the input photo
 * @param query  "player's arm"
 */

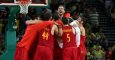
xmin=54 ymin=24 xmax=63 ymax=48
xmin=51 ymin=24 xmax=61 ymax=36
xmin=70 ymin=21 xmax=78 ymax=27
xmin=26 ymin=19 xmax=42 ymax=25
xmin=76 ymin=27 xmax=81 ymax=47
xmin=72 ymin=27 xmax=80 ymax=47
xmin=51 ymin=24 xmax=58 ymax=35
xmin=52 ymin=24 xmax=62 ymax=41
xmin=72 ymin=27 xmax=76 ymax=34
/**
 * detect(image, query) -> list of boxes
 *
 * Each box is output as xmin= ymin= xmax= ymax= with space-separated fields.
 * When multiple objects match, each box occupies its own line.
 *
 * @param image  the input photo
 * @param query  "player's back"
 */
xmin=38 ymin=25 xmax=54 ymax=49
xmin=62 ymin=26 xmax=76 ymax=48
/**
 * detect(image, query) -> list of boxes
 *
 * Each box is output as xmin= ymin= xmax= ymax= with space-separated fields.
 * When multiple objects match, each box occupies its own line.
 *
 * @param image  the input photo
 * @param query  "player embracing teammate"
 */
xmin=14 ymin=5 xmax=86 ymax=60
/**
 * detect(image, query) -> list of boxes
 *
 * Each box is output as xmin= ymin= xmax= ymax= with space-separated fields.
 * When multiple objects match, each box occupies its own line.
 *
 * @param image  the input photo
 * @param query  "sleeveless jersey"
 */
xmin=56 ymin=19 xmax=63 ymax=27
xmin=80 ymin=35 xmax=86 ymax=44
xmin=38 ymin=25 xmax=54 ymax=49
xmin=62 ymin=26 xmax=76 ymax=48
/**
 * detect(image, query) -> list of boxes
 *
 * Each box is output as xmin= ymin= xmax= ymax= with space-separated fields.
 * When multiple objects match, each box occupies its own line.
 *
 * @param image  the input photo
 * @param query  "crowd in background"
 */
xmin=0 ymin=0 xmax=115 ymax=60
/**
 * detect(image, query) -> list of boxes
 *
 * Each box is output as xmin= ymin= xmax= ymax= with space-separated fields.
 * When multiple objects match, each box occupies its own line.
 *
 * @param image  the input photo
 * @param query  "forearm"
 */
xmin=75 ymin=27 xmax=81 ymax=47
xmin=76 ymin=30 xmax=80 ymax=47
xmin=26 ymin=20 xmax=40 ymax=25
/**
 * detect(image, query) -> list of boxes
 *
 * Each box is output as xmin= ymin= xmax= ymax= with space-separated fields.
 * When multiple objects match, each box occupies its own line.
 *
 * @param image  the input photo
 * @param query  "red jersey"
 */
xmin=38 ymin=25 xmax=54 ymax=49
xmin=62 ymin=26 xmax=76 ymax=48
xmin=56 ymin=19 xmax=63 ymax=27
xmin=14 ymin=21 xmax=54 ymax=60
xmin=79 ymin=35 xmax=86 ymax=60
xmin=80 ymin=35 xmax=86 ymax=44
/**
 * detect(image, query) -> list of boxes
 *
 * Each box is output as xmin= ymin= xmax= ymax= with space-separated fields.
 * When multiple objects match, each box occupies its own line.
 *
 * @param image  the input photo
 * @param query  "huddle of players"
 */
xmin=26 ymin=5 xmax=86 ymax=60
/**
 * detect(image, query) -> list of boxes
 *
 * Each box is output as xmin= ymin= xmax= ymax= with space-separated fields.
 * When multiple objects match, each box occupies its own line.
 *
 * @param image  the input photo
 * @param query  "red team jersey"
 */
xmin=62 ymin=26 xmax=78 ymax=60
xmin=38 ymin=25 xmax=54 ymax=49
xmin=34 ymin=25 xmax=54 ymax=60
xmin=62 ymin=26 xmax=76 ymax=48
xmin=79 ymin=35 xmax=86 ymax=60
xmin=56 ymin=19 xmax=63 ymax=27
xmin=14 ymin=21 xmax=54 ymax=60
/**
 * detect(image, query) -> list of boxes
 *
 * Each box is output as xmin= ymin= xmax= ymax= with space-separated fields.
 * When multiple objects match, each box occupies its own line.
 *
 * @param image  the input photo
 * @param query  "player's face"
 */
xmin=77 ymin=19 xmax=81 ymax=23
xmin=58 ymin=6 xmax=65 ymax=14
xmin=77 ymin=17 xmax=81 ymax=23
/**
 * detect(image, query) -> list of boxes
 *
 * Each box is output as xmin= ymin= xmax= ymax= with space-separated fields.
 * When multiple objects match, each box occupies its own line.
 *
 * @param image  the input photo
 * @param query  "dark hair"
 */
xmin=62 ymin=17 xmax=72 ymax=25
xmin=52 ymin=12 xmax=60 ymax=21
xmin=57 ymin=4 xmax=65 ymax=10
xmin=72 ymin=11 xmax=80 ymax=20
xmin=33 ymin=13 xmax=41 ymax=19
xmin=40 ymin=12 xmax=52 ymax=21
xmin=62 ymin=17 xmax=68 ymax=25
xmin=42 ymin=8 xmax=52 ymax=13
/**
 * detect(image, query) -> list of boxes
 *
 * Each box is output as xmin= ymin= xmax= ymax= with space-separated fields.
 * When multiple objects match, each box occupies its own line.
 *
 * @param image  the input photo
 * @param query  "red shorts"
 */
xmin=63 ymin=47 xmax=79 ymax=60
xmin=34 ymin=45 xmax=53 ymax=60
xmin=14 ymin=46 xmax=29 ymax=60
xmin=53 ymin=48 xmax=62 ymax=60
xmin=79 ymin=44 xmax=86 ymax=60
xmin=14 ymin=47 xmax=23 ymax=60
xmin=53 ymin=39 xmax=63 ymax=60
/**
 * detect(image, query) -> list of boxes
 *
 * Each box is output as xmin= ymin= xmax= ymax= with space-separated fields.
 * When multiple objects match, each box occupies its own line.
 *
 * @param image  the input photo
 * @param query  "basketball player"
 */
xmin=70 ymin=17 xmax=81 ymax=59
xmin=60 ymin=17 xmax=79 ymax=60
xmin=14 ymin=11 xmax=54 ymax=60
xmin=79 ymin=17 xmax=86 ymax=60
xmin=34 ymin=11 xmax=60 ymax=60
xmin=63 ymin=11 xmax=81 ymax=48
xmin=70 ymin=16 xmax=81 ymax=48
xmin=52 ymin=4 xmax=65 ymax=60
xmin=52 ymin=12 xmax=63 ymax=60
xmin=64 ymin=12 xmax=81 ymax=60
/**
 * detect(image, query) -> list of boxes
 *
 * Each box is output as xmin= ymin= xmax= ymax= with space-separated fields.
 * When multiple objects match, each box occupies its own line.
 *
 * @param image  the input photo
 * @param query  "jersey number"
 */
xmin=42 ymin=32 xmax=49 ymax=40
xmin=67 ymin=34 xmax=70 ymax=42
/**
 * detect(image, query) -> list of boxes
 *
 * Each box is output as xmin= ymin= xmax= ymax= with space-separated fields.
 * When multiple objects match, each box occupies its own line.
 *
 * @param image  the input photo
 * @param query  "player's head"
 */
xmin=57 ymin=4 xmax=65 ymax=15
xmin=40 ymin=11 xmax=52 ymax=21
xmin=52 ymin=12 xmax=60 ymax=21
xmin=72 ymin=11 xmax=79 ymax=20
xmin=77 ymin=17 xmax=82 ymax=23
xmin=79 ymin=16 xmax=86 ymax=27
xmin=62 ymin=17 xmax=72 ymax=25
xmin=42 ymin=8 xmax=52 ymax=13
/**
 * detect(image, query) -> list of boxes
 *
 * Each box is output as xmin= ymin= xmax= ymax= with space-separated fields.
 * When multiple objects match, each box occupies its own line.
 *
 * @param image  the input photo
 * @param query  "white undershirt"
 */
xmin=70 ymin=20 xmax=81 ymax=47
xmin=58 ymin=41 xmax=63 ymax=48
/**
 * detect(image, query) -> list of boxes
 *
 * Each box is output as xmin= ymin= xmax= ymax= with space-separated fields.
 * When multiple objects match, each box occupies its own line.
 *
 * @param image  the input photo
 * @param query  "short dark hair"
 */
xmin=57 ymin=4 xmax=65 ymax=10
xmin=62 ymin=17 xmax=72 ymax=25
xmin=62 ymin=17 xmax=68 ymax=25
xmin=40 ymin=12 xmax=52 ymax=21
xmin=52 ymin=12 xmax=60 ymax=21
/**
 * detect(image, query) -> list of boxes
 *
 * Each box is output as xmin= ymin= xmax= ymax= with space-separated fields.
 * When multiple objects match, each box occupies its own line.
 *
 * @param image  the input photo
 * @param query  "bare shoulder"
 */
xmin=80 ymin=26 xmax=85 ymax=31
xmin=52 ymin=24 xmax=58 ymax=29
xmin=80 ymin=26 xmax=85 ymax=35
xmin=51 ymin=24 xmax=58 ymax=34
